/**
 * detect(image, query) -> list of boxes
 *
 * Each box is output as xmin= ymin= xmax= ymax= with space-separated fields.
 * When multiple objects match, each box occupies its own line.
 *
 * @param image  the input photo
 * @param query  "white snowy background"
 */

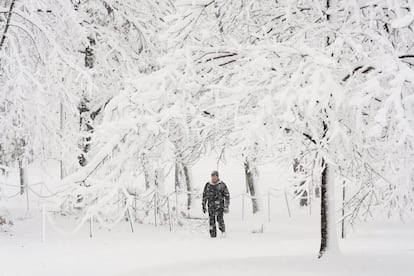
xmin=1 ymin=0 xmax=413 ymax=275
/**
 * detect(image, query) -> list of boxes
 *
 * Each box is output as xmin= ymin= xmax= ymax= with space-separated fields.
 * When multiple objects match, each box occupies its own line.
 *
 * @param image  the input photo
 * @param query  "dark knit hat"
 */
xmin=211 ymin=170 xmax=219 ymax=177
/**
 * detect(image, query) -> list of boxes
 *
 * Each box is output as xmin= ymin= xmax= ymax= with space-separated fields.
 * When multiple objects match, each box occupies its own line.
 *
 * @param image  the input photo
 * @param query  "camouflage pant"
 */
xmin=208 ymin=207 xmax=225 ymax=237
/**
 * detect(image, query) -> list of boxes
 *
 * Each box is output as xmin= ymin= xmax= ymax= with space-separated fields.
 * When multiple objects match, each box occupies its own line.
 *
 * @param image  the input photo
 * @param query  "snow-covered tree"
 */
xmin=37 ymin=0 xmax=413 ymax=259
xmin=0 ymin=0 xmax=93 ymax=187
xmin=152 ymin=0 xmax=414 ymax=257
xmin=70 ymin=0 xmax=174 ymax=167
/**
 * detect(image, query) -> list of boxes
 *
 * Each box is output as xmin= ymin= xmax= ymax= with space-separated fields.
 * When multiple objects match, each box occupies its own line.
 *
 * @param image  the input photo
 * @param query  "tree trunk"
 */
xmin=318 ymin=162 xmax=339 ymax=258
xmin=18 ymin=158 xmax=28 ymax=195
xmin=318 ymin=0 xmax=339 ymax=259
xmin=0 ymin=0 xmax=15 ymax=51
xmin=77 ymin=36 xmax=96 ymax=167
xmin=183 ymin=164 xmax=193 ymax=210
xmin=174 ymin=160 xmax=193 ymax=210
xmin=143 ymin=157 xmax=154 ymax=190
xmin=318 ymin=161 xmax=328 ymax=257
xmin=155 ymin=167 xmax=165 ymax=194
xmin=78 ymin=98 xmax=91 ymax=167
xmin=244 ymin=160 xmax=259 ymax=213
xmin=174 ymin=161 xmax=181 ymax=191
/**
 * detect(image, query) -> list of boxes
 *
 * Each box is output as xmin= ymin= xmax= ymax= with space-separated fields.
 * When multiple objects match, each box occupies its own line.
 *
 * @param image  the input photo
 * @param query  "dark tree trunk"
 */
xmin=155 ymin=168 xmax=165 ymax=194
xmin=318 ymin=0 xmax=339 ymax=259
xmin=174 ymin=159 xmax=193 ymax=210
xmin=16 ymin=139 xmax=27 ymax=195
xmin=18 ymin=158 xmax=27 ymax=195
xmin=244 ymin=160 xmax=259 ymax=213
xmin=318 ymin=160 xmax=328 ymax=258
xmin=183 ymin=164 xmax=192 ymax=210
xmin=78 ymin=98 xmax=91 ymax=167
xmin=77 ymin=100 xmax=102 ymax=167
xmin=318 ymin=161 xmax=339 ymax=257
xmin=77 ymin=36 xmax=96 ymax=167
xmin=0 ymin=0 xmax=15 ymax=51
xmin=174 ymin=162 xmax=180 ymax=191
xmin=144 ymin=170 xmax=151 ymax=190
xmin=143 ymin=158 xmax=153 ymax=190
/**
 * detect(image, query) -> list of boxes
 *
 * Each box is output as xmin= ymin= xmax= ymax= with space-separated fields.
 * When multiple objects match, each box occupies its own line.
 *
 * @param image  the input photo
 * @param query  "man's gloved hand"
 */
xmin=224 ymin=207 xmax=229 ymax=214
xmin=202 ymin=205 xmax=207 ymax=214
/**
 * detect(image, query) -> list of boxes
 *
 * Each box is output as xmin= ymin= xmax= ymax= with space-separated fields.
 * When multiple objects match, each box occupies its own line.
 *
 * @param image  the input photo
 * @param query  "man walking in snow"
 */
xmin=202 ymin=170 xmax=230 ymax=238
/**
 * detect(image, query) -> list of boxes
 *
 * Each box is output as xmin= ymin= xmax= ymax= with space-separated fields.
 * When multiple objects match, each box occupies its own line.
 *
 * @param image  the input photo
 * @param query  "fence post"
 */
xmin=26 ymin=182 xmax=30 ymax=212
xmin=341 ymin=183 xmax=346 ymax=239
xmin=89 ymin=215 xmax=93 ymax=238
xmin=60 ymin=102 xmax=65 ymax=179
xmin=308 ymin=185 xmax=312 ymax=215
xmin=167 ymin=197 xmax=172 ymax=232
xmin=242 ymin=193 xmax=245 ymax=221
xmin=154 ymin=190 xmax=158 ymax=227
xmin=41 ymin=204 xmax=46 ymax=244
xmin=175 ymin=189 xmax=179 ymax=219
xmin=267 ymin=191 xmax=271 ymax=222
xmin=134 ymin=192 xmax=137 ymax=221
xmin=127 ymin=207 xmax=134 ymax=233
xmin=117 ymin=191 xmax=120 ymax=213
xmin=284 ymin=189 xmax=291 ymax=218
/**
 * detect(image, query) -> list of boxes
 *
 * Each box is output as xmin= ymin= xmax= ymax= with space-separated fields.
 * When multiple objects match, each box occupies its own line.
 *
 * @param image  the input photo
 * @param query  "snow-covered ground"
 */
xmin=1 ymin=209 xmax=413 ymax=276
xmin=1 ymin=158 xmax=413 ymax=276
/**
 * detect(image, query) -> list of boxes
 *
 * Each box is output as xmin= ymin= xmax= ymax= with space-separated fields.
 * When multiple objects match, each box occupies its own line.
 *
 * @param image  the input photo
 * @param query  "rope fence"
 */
xmin=1 ymin=177 xmax=295 ymax=243
xmin=38 ymin=187 xmax=294 ymax=243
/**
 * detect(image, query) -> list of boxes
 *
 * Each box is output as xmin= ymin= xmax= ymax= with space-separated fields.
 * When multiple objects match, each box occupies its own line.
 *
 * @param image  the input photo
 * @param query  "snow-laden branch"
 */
xmin=0 ymin=0 xmax=15 ymax=51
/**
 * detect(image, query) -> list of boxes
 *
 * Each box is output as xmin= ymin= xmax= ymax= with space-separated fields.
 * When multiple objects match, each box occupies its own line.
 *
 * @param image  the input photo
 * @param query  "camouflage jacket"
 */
xmin=202 ymin=181 xmax=230 ymax=210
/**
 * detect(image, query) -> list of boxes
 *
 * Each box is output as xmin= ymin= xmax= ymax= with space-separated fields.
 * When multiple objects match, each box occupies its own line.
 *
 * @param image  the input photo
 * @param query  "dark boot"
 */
xmin=209 ymin=211 xmax=217 ymax=238
xmin=217 ymin=209 xmax=225 ymax=233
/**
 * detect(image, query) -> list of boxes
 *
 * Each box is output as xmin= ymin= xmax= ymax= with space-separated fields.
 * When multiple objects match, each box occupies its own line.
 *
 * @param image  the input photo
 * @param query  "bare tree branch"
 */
xmin=0 ymin=0 xmax=16 ymax=51
xmin=399 ymin=54 xmax=414 ymax=59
